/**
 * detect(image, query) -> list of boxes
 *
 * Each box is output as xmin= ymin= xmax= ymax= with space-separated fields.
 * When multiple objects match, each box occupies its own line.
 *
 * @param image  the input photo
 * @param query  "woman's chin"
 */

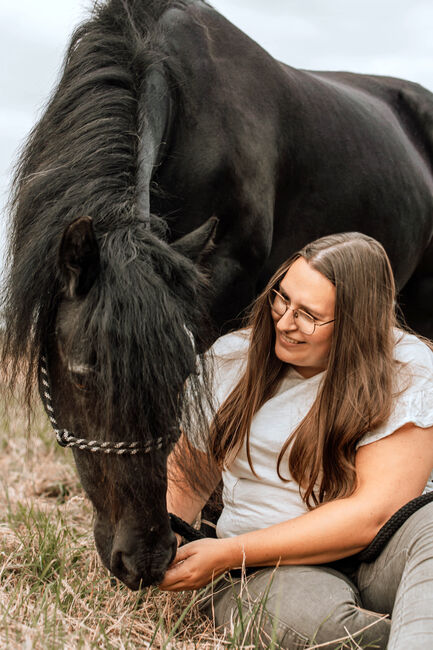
xmin=274 ymin=339 xmax=305 ymax=364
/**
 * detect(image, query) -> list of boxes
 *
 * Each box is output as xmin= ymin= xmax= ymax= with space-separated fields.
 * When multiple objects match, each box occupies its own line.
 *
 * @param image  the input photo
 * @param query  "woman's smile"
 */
xmin=278 ymin=332 xmax=306 ymax=346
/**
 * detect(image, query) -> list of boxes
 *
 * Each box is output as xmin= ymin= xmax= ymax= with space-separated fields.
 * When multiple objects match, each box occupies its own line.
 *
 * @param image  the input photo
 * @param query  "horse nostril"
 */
xmin=110 ymin=550 xmax=146 ymax=590
xmin=110 ymin=529 xmax=178 ymax=588
xmin=111 ymin=550 xmax=135 ymax=580
xmin=119 ymin=552 xmax=136 ymax=576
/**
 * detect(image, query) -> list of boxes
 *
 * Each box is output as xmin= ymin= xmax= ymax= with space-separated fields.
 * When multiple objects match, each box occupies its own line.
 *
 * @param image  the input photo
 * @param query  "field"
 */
xmin=0 ymin=388 xmax=383 ymax=649
xmin=0 ymin=389 xmax=228 ymax=649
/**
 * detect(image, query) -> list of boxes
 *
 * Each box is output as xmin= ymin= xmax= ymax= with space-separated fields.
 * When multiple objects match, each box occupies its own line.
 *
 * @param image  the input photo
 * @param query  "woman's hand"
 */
xmin=158 ymin=537 xmax=237 ymax=591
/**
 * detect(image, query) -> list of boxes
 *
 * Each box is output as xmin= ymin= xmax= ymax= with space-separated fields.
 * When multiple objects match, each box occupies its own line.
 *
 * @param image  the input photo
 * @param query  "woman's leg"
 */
xmin=355 ymin=501 xmax=433 ymax=650
xmin=200 ymin=564 xmax=390 ymax=649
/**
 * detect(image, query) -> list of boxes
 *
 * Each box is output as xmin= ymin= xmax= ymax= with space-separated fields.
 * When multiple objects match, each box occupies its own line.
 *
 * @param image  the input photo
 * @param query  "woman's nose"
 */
xmin=277 ymin=308 xmax=298 ymax=331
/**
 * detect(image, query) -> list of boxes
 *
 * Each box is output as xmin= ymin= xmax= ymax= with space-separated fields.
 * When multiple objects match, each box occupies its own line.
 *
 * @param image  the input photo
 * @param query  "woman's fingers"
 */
xmin=174 ymin=541 xmax=197 ymax=561
xmin=158 ymin=538 xmax=231 ymax=591
xmin=159 ymin=555 xmax=193 ymax=589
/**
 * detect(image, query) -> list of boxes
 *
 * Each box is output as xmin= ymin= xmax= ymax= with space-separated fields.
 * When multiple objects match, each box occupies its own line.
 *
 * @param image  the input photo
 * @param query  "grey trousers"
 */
xmin=200 ymin=502 xmax=433 ymax=649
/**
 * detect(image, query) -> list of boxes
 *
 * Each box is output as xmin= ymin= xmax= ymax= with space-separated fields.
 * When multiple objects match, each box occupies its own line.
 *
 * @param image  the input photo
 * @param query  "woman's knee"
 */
xmin=376 ymin=501 xmax=433 ymax=574
xmin=355 ymin=502 xmax=433 ymax=631
xmin=201 ymin=565 xmax=390 ymax=649
xmin=405 ymin=501 xmax=433 ymax=558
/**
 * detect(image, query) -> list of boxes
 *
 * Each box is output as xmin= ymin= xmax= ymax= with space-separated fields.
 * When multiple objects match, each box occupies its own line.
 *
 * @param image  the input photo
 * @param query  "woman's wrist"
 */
xmin=219 ymin=535 xmax=246 ymax=571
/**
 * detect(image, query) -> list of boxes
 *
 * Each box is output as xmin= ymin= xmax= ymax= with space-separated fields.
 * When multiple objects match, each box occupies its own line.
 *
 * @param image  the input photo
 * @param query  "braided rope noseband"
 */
xmin=39 ymin=354 xmax=180 ymax=455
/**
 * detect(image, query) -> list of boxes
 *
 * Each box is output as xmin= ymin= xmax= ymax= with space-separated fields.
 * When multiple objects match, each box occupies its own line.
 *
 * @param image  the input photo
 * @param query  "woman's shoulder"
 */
xmin=358 ymin=330 xmax=433 ymax=449
xmin=394 ymin=328 xmax=433 ymax=378
xmin=205 ymin=329 xmax=250 ymax=392
xmin=210 ymin=328 xmax=251 ymax=360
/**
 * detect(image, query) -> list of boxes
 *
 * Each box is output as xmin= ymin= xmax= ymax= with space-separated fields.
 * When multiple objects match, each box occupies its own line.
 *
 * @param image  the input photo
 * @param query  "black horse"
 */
xmin=2 ymin=0 xmax=433 ymax=589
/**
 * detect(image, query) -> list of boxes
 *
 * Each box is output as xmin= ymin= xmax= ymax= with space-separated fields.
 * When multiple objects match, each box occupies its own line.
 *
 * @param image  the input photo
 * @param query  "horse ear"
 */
xmin=171 ymin=216 xmax=218 ymax=263
xmin=59 ymin=216 xmax=100 ymax=298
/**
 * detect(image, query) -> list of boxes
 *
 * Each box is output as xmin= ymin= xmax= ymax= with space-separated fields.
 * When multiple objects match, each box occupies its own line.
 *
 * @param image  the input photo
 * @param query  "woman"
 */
xmin=160 ymin=232 xmax=433 ymax=649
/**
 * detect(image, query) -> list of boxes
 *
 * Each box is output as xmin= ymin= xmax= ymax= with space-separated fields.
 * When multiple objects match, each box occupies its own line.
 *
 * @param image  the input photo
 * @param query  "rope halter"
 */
xmin=39 ymin=354 xmax=180 ymax=455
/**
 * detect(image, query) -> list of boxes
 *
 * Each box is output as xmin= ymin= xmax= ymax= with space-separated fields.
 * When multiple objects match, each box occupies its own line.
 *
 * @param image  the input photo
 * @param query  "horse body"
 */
xmin=3 ymin=0 xmax=433 ymax=588
xmin=267 ymin=69 xmax=433 ymax=286
xmin=149 ymin=3 xmax=433 ymax=328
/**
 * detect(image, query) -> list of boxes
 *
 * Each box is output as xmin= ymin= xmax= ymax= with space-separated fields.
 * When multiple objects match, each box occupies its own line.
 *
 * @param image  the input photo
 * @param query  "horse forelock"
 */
xmin=1 ymin=0 xmax=191 ymax=399
xmin=61 ymin=226 xmax=215 ymax=442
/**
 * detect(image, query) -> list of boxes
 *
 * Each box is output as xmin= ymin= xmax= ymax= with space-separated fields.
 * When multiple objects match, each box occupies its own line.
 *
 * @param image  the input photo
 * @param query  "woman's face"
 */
xmin=272 ymin=257 xmax=336 ymax=378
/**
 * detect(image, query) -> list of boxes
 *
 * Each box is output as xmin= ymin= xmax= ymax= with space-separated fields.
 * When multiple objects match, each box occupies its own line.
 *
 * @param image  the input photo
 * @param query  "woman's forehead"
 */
xmin=280 ymin=258 xmax=336 ymax=314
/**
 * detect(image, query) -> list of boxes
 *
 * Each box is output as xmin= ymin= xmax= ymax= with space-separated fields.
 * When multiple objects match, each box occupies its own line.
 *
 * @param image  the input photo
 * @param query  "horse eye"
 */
xmin=68 ymin=364 xmax=93 ymax=391
xmin=70 ymin=371 xmax=90 ymax=391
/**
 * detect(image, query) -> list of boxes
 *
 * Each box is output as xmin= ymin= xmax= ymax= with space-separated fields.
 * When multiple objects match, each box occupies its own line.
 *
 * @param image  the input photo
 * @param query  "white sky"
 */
xmin=1 ymin=0 xmax=432 ymax=258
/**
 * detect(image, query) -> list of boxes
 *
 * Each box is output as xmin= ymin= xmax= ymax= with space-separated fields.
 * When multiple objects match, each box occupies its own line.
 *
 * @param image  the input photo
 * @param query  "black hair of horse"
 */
xmin=1 ymin=0 xmax=215 ymax=475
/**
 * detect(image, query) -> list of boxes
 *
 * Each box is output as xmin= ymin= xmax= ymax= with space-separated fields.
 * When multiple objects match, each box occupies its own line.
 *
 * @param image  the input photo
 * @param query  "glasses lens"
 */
xmin=269 ymin=290 xmax=317 ymax=335
xmin=269 ymin=290 xmax=285 ymax=315
xmin=296 ymin=311 xmax=315 ymax=335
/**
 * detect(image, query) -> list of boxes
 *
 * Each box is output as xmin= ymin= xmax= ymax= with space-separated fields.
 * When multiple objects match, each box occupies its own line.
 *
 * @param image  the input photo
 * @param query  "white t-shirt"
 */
xmin=203 ymin=329 xmax=433 ymax=539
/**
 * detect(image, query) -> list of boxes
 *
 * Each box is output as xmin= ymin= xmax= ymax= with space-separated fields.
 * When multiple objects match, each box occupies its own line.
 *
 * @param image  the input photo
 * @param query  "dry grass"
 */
xmin=0 ymin=388 xmax=383 ymax=649
xmin=0 ymin=391 xmax=227 ymax=649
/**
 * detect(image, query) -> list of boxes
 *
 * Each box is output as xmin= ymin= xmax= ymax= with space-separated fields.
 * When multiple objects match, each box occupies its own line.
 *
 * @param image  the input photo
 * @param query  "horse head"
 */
xmin=47 ymin=215 xmax=216 ymax=589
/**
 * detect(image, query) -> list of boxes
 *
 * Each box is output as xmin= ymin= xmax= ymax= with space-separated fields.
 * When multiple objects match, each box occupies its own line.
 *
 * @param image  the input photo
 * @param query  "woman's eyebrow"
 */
xmin=278 ymin=285 xmax=325 ymax=319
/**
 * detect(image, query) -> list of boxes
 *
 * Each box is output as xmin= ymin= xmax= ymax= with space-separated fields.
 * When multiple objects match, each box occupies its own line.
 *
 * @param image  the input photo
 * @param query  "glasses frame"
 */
xmin=268 ymin=288 xmax=335 ymax=335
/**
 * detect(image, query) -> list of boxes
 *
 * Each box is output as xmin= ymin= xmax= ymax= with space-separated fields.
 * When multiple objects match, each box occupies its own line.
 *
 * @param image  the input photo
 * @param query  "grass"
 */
xmin=0 ymin=392 xmax=222 ymax=648
xmin=0 ymin=388 xmax=386 ymax=648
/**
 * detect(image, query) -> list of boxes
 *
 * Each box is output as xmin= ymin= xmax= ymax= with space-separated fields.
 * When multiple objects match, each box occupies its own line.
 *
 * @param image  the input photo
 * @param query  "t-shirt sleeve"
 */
xmin=358 ymin=333 xmax=433 ymax=448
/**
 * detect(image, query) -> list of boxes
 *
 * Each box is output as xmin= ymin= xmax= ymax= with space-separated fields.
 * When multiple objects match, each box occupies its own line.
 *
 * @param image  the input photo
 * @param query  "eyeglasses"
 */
xmin=268 ymin=288 xmax=335 ymax=335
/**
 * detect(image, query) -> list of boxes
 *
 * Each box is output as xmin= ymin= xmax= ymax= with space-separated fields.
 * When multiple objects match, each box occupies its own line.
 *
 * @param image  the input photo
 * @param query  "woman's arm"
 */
xmin=166 ymin=435 xmax=221 ymax=539
xmin=159 ymin=423 xmax=433 ymax=590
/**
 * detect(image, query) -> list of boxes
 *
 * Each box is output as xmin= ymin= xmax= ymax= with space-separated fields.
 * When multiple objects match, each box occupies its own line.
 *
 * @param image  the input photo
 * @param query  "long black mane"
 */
xmin=1 ymin=0 xmax=215 ymax=451
xmin=3 ymin=0 xmax=175 ymax=372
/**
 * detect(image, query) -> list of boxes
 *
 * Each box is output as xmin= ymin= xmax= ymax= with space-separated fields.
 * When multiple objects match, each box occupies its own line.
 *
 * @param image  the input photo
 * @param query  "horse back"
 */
xmin=304 ymin=69 xmax=433 ymax=171
xmin=156 ymin=4 xmax=433 ymax=288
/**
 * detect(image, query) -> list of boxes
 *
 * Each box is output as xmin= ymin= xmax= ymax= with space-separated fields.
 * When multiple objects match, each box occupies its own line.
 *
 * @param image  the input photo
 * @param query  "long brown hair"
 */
xmin=211 ymin=232 xmax=400 ymax=508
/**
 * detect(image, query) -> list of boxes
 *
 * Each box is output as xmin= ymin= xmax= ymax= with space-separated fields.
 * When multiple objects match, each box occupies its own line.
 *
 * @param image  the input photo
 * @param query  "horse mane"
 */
xmin=2 ymin=0 xmax=188 ymax=388
xmin=1 ymin=0 xmax=218 ymax=489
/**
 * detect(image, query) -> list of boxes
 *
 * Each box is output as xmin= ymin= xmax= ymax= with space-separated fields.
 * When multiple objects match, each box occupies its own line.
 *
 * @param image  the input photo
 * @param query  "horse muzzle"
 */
xmin=109 ymin=523 xmax=177 ymax=590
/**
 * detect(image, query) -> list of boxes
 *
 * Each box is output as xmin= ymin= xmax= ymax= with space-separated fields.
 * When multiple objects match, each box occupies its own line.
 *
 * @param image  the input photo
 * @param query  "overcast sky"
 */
xmin=1 ymin=0 xmax=432 ymax=261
